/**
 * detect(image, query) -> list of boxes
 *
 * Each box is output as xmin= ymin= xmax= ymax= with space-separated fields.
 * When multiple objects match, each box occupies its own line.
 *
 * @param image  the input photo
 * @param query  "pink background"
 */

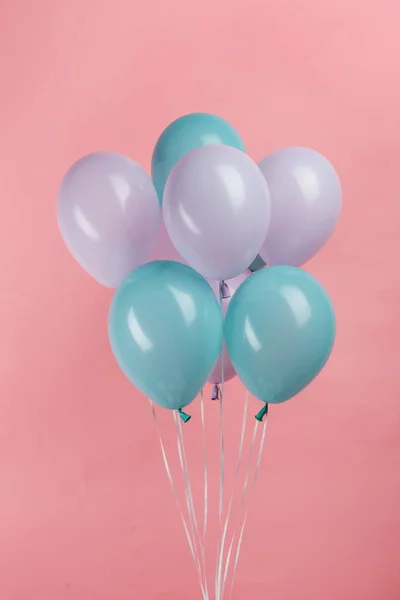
xmin=1 ymin=0 xmax=400 ymax=598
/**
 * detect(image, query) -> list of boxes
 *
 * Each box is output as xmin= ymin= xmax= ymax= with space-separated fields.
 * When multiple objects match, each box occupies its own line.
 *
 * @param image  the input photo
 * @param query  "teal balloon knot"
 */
xmin=248 ymin=255 xmax=266 ymax=272
xmin=255 ymin=403 xmax=268 ymax=422
xmin=178 ymin=408 xmax=191 ymax=423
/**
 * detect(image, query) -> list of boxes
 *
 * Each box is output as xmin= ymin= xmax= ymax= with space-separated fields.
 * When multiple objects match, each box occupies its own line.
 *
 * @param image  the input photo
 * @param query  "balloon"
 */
xmin=108 ymin=261 xmax=223 ymax=411
xmin=151 ymin=113 xmax=246 ymax=203
xmin=163 ymin=145 xmax=271 ymax=281
xmin=207 ymin=270 xmax=250 ymax=385
xmin=248 ymin=255 xmax=266 ymax=272
xmin=57 ymin=152 xmax=160 ymax=288
xmin=258 ymin=147 xmax=342 ymax=267
xmin=225 ymin=266 xmax=335 ymax=405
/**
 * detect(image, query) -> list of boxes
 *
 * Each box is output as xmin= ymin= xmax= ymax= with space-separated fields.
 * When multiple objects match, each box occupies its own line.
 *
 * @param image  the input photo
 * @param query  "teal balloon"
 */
xmin=225 ymin=266 xmax=335 ymax=404
xmin=108 ymin=261 xmax=223 ymax=410
xmin=151 ymin=113 xmax=246 ymax=202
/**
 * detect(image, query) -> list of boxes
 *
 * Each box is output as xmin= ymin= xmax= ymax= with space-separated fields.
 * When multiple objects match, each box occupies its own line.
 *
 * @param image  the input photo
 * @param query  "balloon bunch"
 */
xmin=58 ymin=113 xmax=339 ymax=419
xmin=57 ymin=113 xmax=341 ymax=597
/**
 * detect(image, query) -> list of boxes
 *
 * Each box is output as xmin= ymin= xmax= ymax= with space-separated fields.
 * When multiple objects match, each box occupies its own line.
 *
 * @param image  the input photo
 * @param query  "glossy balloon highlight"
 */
xmin=57 ymin=152 xmax=160 ymax=287
xmin=109 ymin=261 xmax=223 ymax=410
xmin=163 ymin=145 xmax=271 ymax=280
xmin=151 ymin=113 xmax=246 ymax=203
xmin=258 ymin=147 xmax=342 ymax=267
xmin=225 ymin=266 xmax=336 ymax=404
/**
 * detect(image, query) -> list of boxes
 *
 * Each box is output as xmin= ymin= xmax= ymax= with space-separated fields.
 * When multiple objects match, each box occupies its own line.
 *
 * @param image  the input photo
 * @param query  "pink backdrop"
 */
xmin=1 ymin=0 xmax=400 ymax=598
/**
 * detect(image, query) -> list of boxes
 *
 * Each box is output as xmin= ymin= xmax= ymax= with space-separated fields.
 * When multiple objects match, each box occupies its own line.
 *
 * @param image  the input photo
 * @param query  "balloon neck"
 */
xmin=220 ymin=280 xmax=231 ymax=299
xmin=211 ymin=384 xmax=220 ymax=401
xmin=255 ymin=403 xmax=269 ymax=422
xmin=178 ymin=408 xmax=191 ymax=423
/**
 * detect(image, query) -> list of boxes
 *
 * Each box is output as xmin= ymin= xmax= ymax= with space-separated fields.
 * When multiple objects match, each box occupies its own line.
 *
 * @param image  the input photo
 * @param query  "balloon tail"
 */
xmin=178 ymin=408 xmax=191 ymax=423
xmin=220 ymin=280 xmax=231 ymax=299
xmin=200 ymin=390 xmax=209 ymax=543
xmin=174 ymin=411 xmax=209 ymax=599
xmin=228 ymin=415 xmax=268 ymax=599
xmin=240 ymin=422 xmax=258 ymax=505
xmin=216 ymin=390 xmax=249 ymax=600
xmin=150 ymin=401 xmax=207 ymax=600
xmin=255 ymin=403 xmax=269 ymax=422
xmin=215 ymin=284 xmax=226 ymax=600
xmin=211 ymin=384 xmax=220 ymax=401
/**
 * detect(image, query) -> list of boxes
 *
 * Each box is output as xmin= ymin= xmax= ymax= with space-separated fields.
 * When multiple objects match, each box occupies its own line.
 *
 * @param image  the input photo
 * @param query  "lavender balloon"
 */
xmin=207 ymin=270 xmax=250 ymax=385
xmin=258 ymin=147 xmax=342 ymax=267
xmin=57 ymin=152 xmax=160 ymax=287
xmin=163 ymin=145 xmax=271 ymax=281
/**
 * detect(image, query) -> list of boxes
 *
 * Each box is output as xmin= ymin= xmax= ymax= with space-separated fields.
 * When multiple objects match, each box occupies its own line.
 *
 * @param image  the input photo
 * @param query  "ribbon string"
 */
xmin=227 ymin=415 xmax=268 ymax=599
xmin=151 ymin=364 xmax=268 ymax=600
xmin=200 ymin=389 xmax=209 ymax=543
xmin=215 ymin=283 xmax=226 ymax=600
xmin=174 ymin=411 xmax=209 ymax=600
xmin=216 ymin=390 xmax=249 ymax=600
xmin=150 ymin=401 xmax=207 ymax=600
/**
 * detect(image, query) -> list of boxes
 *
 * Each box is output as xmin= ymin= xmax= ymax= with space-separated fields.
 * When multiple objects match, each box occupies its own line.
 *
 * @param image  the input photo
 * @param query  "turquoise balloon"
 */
xmin=108 ymin=261 xmax=223 ymax=411
xmin=225 ymin=266 xmax=336 ymax=404
xmin=151 ymin=113 xmax=246 ymax=202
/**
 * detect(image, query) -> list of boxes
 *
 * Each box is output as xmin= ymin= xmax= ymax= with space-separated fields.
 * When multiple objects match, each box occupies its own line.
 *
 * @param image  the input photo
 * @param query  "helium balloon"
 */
xmin=258 ymin=147 xmax=342 ymax=267
xmin=57 ymin=152 xmax=160 ymax=288
xmin=207 ymin=270 xmax=250 ymax=385
xmin=151 ymin=113 xmax=246 ymax=203
xmin=225 ymin=266 xmax=335 ymax=405
xmin=109 ymin=261 xmax=223 ymax=411
xmin=163 ymin=145 xmax=271 ymax=281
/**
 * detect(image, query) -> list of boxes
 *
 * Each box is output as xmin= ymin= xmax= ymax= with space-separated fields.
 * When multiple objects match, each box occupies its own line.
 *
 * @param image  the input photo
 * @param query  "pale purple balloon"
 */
xmin=57 ymin=152 xmax=160 ymax=287
xmin=207 ymin=270 xmax=250 ymax=384
xmin=258 ymin=147 xmax=342 ymax=267
xmin=163 ymin=145 xmax=271 ymax=281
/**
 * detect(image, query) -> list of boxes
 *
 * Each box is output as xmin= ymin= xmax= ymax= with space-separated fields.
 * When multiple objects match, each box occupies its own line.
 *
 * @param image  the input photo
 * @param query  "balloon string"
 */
xmin=227 ymin=416 xmax=268 ymax=599
xmin=216 ymin=390 xmax=249 ymax=600
xmin=174 ymin=411 xmax=209 ymax=600
xmin=200 ymin=389 xmax=208 ymax=542
xmin=217 ymin=414 xmax=258 ymax=600
xmin=240 ymin=421 xmax=258 ymax=505
xmin=219 ymin=284 xmax=225 ymax=521
xmin=216 ymin=284 xmax=226 ymax=600
xmin=173 ymin=412 xmax=204 ymax=589
xmin=150 ymin=401 xmax=207 ymax=600
xmin=221 ymin=535 xmax=235 ymax=596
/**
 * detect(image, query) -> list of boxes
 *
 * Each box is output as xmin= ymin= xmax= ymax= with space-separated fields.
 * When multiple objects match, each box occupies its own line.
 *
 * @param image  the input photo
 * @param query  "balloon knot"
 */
xmin=220 ymin=281 xmax=231 ymax=299
xmin=178 ymin=408 xmax=191 ymax=423
xmin=211 ymin=384 xmax=220 ymax=401
xmin=255 ymin=404 xmax=269 ymax=422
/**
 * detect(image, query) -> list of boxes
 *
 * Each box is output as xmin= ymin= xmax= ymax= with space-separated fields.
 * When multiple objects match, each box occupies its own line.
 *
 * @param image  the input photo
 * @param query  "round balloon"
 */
xmin=151 ymin=113 xmax=246 ymax=203
xmin=57 ymin=152 xmax=160 ymax=288
xmin=163 ymin=145 xmax=271 ymax=281
xmin=109 ymin=261 xmax=223 ymax=410
xmin=207 ymin=270 xmax=250 ymax=385
xmin=225 ymin=266 xmax=335 ymax=404
xmin=258 ymin=147 xmax=342 ymax=267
